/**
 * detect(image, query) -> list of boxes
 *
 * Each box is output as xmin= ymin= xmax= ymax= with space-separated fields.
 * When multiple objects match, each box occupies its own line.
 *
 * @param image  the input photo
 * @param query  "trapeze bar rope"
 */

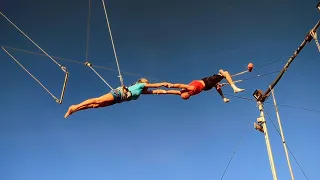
xmin=261 ymin=20 xmax=320 ymax=102
xmin=0 ymin=11 xmax=67 ymax=73
xmin=2 ymin=46 xmax=59 ymax=102
xmin=101 ymin=0 xmax=124 ymax=87
xmin=85 ymin=62 xmax=113 ymax=89
xmin=85 ymin=0 xmax=92 ymax=63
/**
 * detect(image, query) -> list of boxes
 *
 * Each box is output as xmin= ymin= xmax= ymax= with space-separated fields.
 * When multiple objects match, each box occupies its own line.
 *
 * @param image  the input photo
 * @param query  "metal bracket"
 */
xmin=253 ymin=89 xmax=264 ymax=101
xmin=254 ymin=117 xmax=265 ymax=133
xmin=310 ymin=30 xmax=320 ymax=52
xmin=254 ymin=122 xmax=264 ymax=133
xmin=85 ymin=62 xmax=92 ymax=67
xmin=257 ymin=117 xmax=264 ymax=123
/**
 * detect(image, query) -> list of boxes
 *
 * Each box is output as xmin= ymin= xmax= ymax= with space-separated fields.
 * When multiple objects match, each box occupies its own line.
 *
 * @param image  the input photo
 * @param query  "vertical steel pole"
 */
xmin=256 ymin=101 xmax=278 ymax=180
xmin=270 ymin=88 xmax=295 ymax=180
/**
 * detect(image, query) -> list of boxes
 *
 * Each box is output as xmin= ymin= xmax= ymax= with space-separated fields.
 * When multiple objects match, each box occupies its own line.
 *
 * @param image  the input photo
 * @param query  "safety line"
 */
xmin=220 ymin=108 xmax=257 ymax=179
xmin=2 ymin=45 xmax=160 ymax=80
xmin=269 ymin=103 xmax=320 ymax=113
xmin=255 ymin=58 xmax=289 ymax=70
xmin=101 ymin=0 xmax=124 ymax=87
xmin=241 ymin=71 xmax=279 ymax=81
xmin=223 ymin=94 xmax=320 ymax=114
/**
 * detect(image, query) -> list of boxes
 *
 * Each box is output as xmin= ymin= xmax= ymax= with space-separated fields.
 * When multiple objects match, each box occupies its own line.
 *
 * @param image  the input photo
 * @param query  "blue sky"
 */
xmin=1 ymin=0 xmax=320 ymax=179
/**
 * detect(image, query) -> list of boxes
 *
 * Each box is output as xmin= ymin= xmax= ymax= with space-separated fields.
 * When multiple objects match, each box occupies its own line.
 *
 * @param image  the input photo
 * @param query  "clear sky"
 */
xmin=1 ymin=0 xmax=320 ymax=179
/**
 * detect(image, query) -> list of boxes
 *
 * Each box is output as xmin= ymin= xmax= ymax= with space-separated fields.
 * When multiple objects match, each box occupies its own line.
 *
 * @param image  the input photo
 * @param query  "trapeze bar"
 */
xmin=57 ymin=70 xmax=69 ymax=104
xmin=220 ymin=80 xmax=242 ymax=87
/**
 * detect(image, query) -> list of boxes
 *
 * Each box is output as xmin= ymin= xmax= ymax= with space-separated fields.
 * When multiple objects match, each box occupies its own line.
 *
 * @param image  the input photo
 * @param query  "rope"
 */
xmin=220 ymin=108 xmax=256 ymax=179
xmin=86 ymin=64 xmax=113 ymax=89
xmin=83 ymin=0 xmax=115 ymax=89
xmin=85 ymin=0 xmax=92 ymax=63
xmin=241 ymin=71 xmax=279 ymax=81
xmin=101 ymin=0 xmax=124 ymax=87
xmin=2 ymin=47 xmax=58 ymax=102
xmin=254 ymin=57 xmax=289 ymax=70
xmin=224 ymin=93 xmax=320 ymax=114
xmin=270 ymin=103 xmax=320 ymax=113
xmin=83 ymin=0 xmax=114 ymax=89
xmin=2 ymin=46 xmax=160 ymax=80
xmin=0 ymin=11 xmax=65 ymax=72
xmin=263 ymin=108 xmax=309 ymax=180
xmin=231 ymin=57 xmax=288 ymax=77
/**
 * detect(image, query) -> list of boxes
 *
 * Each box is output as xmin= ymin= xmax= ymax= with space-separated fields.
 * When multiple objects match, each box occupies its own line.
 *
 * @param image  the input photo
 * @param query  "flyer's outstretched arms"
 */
xmin=165 ymin=83 xmax=193 ymax=90
xmin=142 ymin=89 xmax=182 ymax=95
xmin=144 ymin=82 xmax=170 ymax=88
xmin=142 ymin=89 xmax=167 ymax=95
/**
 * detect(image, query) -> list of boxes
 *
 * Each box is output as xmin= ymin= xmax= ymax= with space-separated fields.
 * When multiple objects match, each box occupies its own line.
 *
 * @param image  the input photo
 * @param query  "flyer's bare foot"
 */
xmin=234 ymin=88 xmax=245 ymax=93
xmin=223 ymin=98 xmax=230 ymax=103
xmin=64 ymin=105 xmax=76 ymax=118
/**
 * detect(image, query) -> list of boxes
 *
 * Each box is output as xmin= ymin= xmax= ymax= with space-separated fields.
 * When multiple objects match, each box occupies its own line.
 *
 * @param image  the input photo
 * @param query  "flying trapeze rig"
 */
xmin=0 ymin=0 xmax=263 ymax=105
xmin=1 ymin=1 xmax=320 ymax=180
